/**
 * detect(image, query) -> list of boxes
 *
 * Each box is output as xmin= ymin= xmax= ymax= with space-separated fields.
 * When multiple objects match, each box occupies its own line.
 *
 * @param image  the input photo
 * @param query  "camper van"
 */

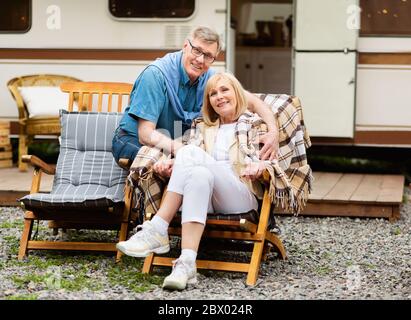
xmin=1 ymin=0 xmax=411 ymax=147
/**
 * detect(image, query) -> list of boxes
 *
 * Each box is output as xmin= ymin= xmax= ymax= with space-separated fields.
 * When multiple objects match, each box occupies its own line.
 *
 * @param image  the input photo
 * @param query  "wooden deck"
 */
xmin=275 ymin=172 xmax=404 ymax=221
xmin=0 ymin=166 xmax=53 ymax=206
xmin=0 ymin=167 xmax=405 ymax=221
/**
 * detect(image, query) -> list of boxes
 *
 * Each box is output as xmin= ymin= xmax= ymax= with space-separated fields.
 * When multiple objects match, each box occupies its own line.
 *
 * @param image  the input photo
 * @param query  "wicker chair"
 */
xmin=7 ymin=74 xmax=82 ymax=171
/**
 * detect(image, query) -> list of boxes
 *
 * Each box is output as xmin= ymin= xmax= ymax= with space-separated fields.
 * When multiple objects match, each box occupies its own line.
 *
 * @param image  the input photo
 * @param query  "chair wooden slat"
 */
xmin=68 ymin=92 xmax=75 ymax=111
xmin=78 ymin=93 xmax=84 ymax=111
xmin=107 ymin=94 xmax=113 ymax=112
xmin=88 ymin=93 xmax=93 ymax=112
xmin=117 ymin=95 xmax=123 ymax=112
xmin=97 ymin=93 xmax=102 ymax=112
xmin=60 ymin=82 xmax=133 ymax=113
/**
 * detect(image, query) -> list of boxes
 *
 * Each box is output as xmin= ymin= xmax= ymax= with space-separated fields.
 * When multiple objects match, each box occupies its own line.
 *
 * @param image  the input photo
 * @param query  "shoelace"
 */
xmin=129 ymin=223 xmax=153 ymax=245
xmin=171 ymin=258 xmax=192 ymax=278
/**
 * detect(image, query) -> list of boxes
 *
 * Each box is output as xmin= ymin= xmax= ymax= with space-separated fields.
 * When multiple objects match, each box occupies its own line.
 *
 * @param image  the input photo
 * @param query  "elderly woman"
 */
xmin=117 ymin=72 xmax=273 ymax=290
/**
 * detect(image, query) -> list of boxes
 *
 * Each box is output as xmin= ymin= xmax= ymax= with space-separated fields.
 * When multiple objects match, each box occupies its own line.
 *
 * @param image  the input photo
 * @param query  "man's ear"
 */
xmin=183 ymin=39 xmax=189 ymax=50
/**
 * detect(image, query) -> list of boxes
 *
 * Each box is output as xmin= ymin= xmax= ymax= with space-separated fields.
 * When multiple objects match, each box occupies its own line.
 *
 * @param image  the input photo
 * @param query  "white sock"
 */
xmin=181 ymin=248 xmax=197 ymax=262
xmin=150 ymin=215 xmax=169 ymax=236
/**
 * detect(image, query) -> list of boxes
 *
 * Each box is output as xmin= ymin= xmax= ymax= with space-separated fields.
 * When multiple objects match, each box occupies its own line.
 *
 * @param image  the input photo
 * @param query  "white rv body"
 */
xmin=0 ymin=0 xmax=228 ymax=118
xmin=1 ymin=0 xmax=411 ymax=147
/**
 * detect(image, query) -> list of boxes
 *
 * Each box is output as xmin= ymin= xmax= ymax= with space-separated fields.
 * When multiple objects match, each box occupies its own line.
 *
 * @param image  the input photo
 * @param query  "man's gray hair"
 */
xmin=189 ymin=26 xmax=223 ymax=53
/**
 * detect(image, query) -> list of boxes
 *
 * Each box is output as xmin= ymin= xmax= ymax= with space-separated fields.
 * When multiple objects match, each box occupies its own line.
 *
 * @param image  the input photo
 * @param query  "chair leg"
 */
xmin=262 ymin=244 xmax=271 ymax=262
xmin=142 ymin=253 xmax=155 ymax=273
xmin=18 ymin=216 xmax=34 ymax=260
xmin=115 ymin=221 xmax=129 ymax=263
xmin=265 ymin=231 xmax=287 ymax=260
xmin=18 ymin=134 xmax=28 ymax=172
xmin=246 ymin=240 xmax=266 ymax=286
xmin=117 ymin=183 xmax=133 ymax=263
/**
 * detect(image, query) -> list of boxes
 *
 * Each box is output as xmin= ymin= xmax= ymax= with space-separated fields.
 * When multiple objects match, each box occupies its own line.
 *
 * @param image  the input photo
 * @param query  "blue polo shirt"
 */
xmin=119 ymin=62 xmax=200 ymax=144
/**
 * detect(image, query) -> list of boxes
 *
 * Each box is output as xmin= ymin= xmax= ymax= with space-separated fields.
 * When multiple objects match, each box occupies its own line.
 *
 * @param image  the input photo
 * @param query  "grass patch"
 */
xmin=11 ymin=274 xmax=46 ymax=289
xmin=315 ymin=265 xmax=333 ymax=275
xmin=20 ymin=255 xmax=65 ymax=269
xmin=107 ymin=257 xmax=163 ymax=293
xmin=6 ymin=293 xmax=38 ymax=300
xmin=3 ymin=236 xmax=20 ymax=256
xmin=60 ymin=270 xmax=103 ymax=292
xmin=10 ymin=261 xmax=104 ymax=292
xmin=360 ymin=262 xmax=377 ymax=270
xmin=0 ymin=220 xmax=24 ymax=229
xmin=390 ymin=227 xmax=401 ymax=235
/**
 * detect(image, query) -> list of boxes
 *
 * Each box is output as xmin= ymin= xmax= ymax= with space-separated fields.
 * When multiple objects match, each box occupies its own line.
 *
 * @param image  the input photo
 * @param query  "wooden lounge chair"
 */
xmin=139 ymin=93 xmax=312 ymax=286
xmin=141 ymin=172 xmax=287 ymax=286
xmin=18 ymin=81 xmax=134 ymax=261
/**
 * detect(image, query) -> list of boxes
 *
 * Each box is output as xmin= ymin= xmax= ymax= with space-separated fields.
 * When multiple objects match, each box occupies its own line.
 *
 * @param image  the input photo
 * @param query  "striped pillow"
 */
xmin=20 ymin=110 xmax=127 ymax=210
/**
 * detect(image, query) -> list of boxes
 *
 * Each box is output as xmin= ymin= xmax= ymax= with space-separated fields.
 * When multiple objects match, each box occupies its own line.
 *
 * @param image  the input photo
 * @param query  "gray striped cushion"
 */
xmin=20 ymin=110 xmax=127 ymax=209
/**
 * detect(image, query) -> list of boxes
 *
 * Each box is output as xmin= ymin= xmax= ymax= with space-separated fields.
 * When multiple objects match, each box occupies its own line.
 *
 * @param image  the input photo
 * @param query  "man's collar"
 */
xmin=179 ymin=55 xmax=199 ymax=87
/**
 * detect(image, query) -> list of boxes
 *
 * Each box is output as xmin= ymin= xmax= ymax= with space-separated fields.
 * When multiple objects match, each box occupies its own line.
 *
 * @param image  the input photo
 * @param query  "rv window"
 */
xmin=109 ymin=0 xmax=195 ymax=19
xmin=0 ymin=0 xmax=31 ymax=33
xmin=360 ymin=0 xmax=411 ymax=36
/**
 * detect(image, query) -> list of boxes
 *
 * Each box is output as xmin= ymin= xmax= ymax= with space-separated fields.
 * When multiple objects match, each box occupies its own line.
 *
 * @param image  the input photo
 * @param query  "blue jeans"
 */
xmin=112 ymin=127 xmax=141 ymax=165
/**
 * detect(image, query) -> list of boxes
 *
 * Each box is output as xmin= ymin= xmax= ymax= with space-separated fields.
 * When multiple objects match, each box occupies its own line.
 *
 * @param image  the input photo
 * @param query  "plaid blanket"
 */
xmin=128 ymin=94 xmax=313 ymax=222
xmin=255 ymin=94 xmax=312 ymax=212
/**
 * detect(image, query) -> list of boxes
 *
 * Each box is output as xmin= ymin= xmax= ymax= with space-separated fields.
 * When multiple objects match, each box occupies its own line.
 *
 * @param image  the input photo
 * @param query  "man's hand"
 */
xmin=244 ymin=91 xmax=279 ymax=161
xmin=241 ymin=162 xmax=266 ymax=181
xmin=254 ymin=131 xmax=279 ymax=161
xmin=153 ymin=159 xmax=174 ymax=178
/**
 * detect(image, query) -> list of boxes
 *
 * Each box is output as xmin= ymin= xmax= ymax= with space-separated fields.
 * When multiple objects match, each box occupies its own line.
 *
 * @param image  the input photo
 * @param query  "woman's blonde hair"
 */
xmin=202 ymin=72 xmax=248 ymax=126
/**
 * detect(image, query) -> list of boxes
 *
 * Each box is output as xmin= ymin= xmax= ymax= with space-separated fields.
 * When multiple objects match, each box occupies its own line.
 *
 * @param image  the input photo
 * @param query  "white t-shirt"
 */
xmin=211 ymin=123 xmax=237 ymax=162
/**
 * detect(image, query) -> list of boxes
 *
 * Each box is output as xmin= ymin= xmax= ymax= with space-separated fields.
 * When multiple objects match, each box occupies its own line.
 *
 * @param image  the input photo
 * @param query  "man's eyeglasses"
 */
xmin=188 ymin=39 xmax=216 ymax=64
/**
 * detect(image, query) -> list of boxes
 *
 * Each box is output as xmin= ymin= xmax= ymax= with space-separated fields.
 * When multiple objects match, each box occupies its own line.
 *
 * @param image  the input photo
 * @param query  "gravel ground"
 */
xmin=0 ymin=188 xmax=410 ymax=300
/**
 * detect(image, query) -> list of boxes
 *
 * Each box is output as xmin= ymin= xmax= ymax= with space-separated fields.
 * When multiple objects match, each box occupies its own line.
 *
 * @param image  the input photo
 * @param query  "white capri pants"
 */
xmin=167 ymin=145 xmax=258 ymax=225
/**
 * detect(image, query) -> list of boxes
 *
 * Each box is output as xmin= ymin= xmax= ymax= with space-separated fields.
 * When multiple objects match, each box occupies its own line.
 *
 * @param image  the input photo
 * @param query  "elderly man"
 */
xmin=112 ymin=26 xmax=278 ymax=171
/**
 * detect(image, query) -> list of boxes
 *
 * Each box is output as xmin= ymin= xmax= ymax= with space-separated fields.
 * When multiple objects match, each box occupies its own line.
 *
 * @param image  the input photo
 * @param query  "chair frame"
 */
xmin=142 ymin=171 xmax=287 ymax=286
xmin=7 ymin=74 xmax=82 ymax=171
xmin=18 ymin=81 xmax=134 ymax=262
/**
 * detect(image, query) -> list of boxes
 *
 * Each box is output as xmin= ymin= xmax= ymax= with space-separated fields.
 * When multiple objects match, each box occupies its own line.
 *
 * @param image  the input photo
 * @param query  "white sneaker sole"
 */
xmin=162 ymin=276 xmax=197 ymax=290
xmin=116 ymin=243 xmax=170 ymax=258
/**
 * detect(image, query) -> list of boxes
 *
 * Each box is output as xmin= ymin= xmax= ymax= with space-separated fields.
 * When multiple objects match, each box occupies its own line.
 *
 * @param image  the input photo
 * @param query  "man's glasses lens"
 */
xmin=188 ymin=40 xmax=215 ymax=63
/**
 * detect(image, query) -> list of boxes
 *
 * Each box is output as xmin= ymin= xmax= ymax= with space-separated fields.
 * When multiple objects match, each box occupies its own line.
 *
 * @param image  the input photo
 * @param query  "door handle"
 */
xmin=348 ymin=78 xmax=355 ymax=85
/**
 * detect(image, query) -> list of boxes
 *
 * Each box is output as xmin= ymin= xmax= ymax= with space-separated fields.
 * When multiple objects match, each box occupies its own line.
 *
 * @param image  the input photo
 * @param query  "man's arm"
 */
xmin=138 ymin=119 xmax=183 ymax=156
xmin=245 ymin=91 xmax=279 ymax=160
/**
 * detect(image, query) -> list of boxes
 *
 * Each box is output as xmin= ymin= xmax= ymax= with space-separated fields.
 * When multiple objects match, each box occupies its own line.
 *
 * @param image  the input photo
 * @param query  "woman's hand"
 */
xmin=153 ymin=158 xmax=174 ymax=178
xmin=241 ymin=161 xmax=266 ymax=181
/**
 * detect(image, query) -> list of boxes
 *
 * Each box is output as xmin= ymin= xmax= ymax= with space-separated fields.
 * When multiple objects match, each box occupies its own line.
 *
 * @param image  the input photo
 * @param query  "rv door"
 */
xmin=225 ymin=0 xmax=234 ymax=73
xmin=293 ymin=0 xmax=359 ymax=138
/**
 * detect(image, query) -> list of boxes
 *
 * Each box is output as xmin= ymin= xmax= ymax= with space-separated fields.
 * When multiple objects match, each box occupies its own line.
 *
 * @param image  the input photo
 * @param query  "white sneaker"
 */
xmin=162 ymin=257 xmax=197 ymax=290
xmin=116 ymin=221 xmax=170 ymax=257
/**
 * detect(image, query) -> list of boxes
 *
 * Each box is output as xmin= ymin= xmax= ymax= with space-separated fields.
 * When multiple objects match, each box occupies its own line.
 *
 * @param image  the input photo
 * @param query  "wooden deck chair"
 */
xmin=7 ymin=74 xmax=82 ymax=171
xmin=18 ymin=81 xmax=134 ymax=261
xmin=142 ymin=171 xmax=287 ymax=286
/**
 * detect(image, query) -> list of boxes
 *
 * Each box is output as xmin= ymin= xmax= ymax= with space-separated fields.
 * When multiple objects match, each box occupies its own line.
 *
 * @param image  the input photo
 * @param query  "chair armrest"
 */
xmin=262 ymin=169 xmax=270 ymax=184
xmin=118 ymin=158 xmax=131 ymax=170
xmin=7 ymin=84 xmax=28 ymax=122
xmin=22 ymin=155 xmax=56 ymax=175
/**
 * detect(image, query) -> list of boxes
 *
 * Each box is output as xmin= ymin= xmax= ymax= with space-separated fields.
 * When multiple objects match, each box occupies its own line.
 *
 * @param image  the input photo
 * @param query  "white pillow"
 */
xmin=17 ymin=86 xmax=77 ymax=118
